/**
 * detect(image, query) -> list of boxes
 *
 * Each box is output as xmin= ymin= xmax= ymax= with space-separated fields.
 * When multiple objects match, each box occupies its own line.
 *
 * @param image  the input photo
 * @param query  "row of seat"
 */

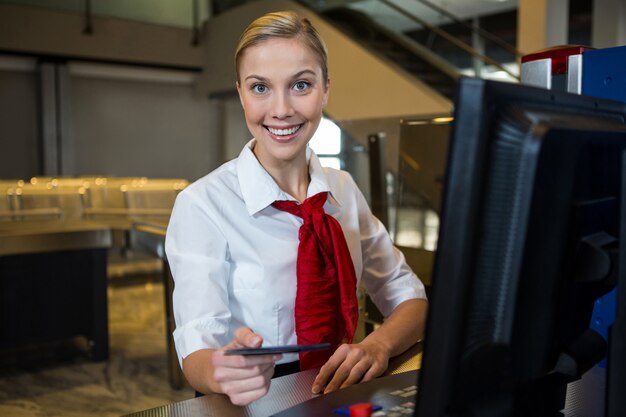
xmin=0 ymin=177 xmax=188 ymax=222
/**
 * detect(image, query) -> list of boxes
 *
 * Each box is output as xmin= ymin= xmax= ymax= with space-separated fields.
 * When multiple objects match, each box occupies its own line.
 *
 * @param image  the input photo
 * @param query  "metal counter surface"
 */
xmin=130 ymin=220 xmax=168 ymax=258
xmin=0 ymin=220 xmax=112 ymax=256
xmin=122 ymin=369 xmax=319 ymax=417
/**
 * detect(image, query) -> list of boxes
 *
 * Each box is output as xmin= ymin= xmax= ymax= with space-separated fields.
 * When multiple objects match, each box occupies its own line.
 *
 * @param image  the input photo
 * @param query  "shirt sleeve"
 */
xmin=165 ymin=187 xmax=232 ymax=367
xmin=352 ymin=177 xmax=427 ymax=317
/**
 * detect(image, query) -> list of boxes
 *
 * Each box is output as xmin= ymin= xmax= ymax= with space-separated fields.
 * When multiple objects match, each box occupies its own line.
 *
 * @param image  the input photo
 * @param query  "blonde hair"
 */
xmin=235 ymin=11 xmax=328 ymax=83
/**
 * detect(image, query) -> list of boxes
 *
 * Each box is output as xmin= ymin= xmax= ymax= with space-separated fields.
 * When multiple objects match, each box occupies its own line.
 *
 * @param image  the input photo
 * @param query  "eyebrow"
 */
xmin=244 ymin=74 xmax=268 ymax=82
xmin=243 ymin=69 xmax=318 ymax=82
xmin=293 ymin=69 xmax=317 ymax=78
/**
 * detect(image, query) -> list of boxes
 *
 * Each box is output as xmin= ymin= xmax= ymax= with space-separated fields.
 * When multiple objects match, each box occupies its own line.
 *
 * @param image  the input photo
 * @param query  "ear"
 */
xmin=322 ymin=77 xmax=331 ymax=107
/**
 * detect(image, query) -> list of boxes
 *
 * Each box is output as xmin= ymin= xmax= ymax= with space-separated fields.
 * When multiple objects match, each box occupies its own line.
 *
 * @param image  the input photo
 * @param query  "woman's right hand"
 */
xmin=210 ymin=327 xmax=280 ymax=405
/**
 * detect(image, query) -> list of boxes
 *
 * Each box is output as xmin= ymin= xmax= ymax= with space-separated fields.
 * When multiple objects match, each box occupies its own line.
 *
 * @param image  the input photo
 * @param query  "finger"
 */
xmin=220 ymin=361 xmax=276 ymax=405
xmin=339 ymin=360 xmax=372 ymax=389
xmin=312 ymin=345 xmax=350 ymax=393
xmin=234 ymin=327 xmax=263 ymax=348
xmin=324 ymin=353 xmax=358 ymax=394
xmin=213 ymin=357 xmax=276 ymax=383
xmin=213 ymin=351 xmax=279 ymax=370
xmin=215 ymin=363 xmax=275 ymax=385
xmin=221 ymin=371 xmax=273 ymax=406
xmin=228 ymin=386 xmax=271 ymax=406
xmin=324 ymin=347 xmax=370 ymax=393
xmin=323 ymin=360 xmax=356 ymax=393
xmin=361 ymin=361 xmax=386 ymax=383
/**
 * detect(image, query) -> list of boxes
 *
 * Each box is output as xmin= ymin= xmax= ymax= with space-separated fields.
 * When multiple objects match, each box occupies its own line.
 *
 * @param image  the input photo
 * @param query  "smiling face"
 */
xmin=236 ymin=36 xmax=330 ymax=169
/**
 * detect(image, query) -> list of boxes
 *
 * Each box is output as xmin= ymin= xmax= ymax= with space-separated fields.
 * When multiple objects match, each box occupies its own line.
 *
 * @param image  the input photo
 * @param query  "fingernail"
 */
xmin=311 ymin=385 xmax=320 ymax=394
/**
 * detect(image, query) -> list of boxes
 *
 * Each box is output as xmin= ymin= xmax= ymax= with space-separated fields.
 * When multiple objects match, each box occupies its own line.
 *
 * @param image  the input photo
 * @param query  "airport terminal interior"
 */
xmin=1 ymin=0 xmax=625 ymax=416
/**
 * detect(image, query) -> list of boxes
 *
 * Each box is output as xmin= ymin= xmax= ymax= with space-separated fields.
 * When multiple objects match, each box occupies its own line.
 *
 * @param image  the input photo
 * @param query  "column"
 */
xmin=39 ymin=62 xmax=60 ymax=176
xmin=517 ymin=0 xmax=570 ymax=55
xmin=592 ymin=0 xmax=626 ymax=48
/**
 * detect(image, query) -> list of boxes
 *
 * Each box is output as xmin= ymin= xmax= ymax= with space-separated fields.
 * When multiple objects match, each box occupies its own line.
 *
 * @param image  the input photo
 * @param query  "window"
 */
xmin=309 ymin=117 xmax=342 ymax=169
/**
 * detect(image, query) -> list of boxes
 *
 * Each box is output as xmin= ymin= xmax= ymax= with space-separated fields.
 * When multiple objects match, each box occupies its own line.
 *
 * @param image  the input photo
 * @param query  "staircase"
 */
xmin=299 ymin=0 xmax=521 ymax=102
xmin=321 ymin=6 xmax=458 ymax=99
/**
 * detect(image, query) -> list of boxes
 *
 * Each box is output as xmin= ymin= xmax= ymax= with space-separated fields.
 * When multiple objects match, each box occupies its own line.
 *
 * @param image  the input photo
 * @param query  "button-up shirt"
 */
xmin=165 ymin=140 xmax=426 ymax=365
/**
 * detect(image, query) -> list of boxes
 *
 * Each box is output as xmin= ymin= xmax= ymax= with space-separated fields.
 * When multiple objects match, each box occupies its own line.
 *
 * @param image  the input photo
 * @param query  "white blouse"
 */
xmin=165 ymin=140 xmax=426 ymax=366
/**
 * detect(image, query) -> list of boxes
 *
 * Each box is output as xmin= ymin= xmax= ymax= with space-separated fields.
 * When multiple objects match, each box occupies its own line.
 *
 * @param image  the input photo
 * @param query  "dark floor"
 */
xmin=0 ymin=273 xmax=194 ymax=417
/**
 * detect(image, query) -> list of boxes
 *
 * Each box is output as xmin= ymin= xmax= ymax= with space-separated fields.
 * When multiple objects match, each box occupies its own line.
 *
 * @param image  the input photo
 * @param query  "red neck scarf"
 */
xmin=272 ymin=191 xmax=359 ymax=369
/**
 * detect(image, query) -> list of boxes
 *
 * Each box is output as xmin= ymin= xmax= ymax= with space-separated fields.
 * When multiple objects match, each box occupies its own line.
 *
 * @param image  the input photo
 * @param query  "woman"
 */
xmin=165 ymin=10 xmax=428 ymax=406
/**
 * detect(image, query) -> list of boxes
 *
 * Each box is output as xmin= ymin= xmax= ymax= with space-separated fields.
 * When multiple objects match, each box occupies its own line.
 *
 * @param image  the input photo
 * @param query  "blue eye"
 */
xmin=252 ymin=84 xmax=267 ymax=94
xmin=293 ymin=81 xmax=310 ymax=92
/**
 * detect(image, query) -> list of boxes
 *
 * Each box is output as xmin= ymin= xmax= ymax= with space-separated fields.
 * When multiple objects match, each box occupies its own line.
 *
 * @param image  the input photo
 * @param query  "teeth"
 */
xmin=267 ymin=125 xmax=300 ymax=136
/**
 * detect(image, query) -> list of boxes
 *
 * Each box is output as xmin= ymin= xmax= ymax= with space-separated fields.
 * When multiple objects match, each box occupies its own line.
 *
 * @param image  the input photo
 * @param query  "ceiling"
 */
xmin=424 ymin=0 xmax=517 ymax=20
xmin=0 ymin=0 xmax=518 ymax=31
xmin=0 ymin=0 xmax=209 ymax=28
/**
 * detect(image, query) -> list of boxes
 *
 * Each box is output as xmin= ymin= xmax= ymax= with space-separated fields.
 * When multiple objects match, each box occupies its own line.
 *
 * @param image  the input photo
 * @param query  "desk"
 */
xmin=0 ymin=220 xmax=112 ymax=360
xmin=0 ymin=219 xmax=111 ymax=256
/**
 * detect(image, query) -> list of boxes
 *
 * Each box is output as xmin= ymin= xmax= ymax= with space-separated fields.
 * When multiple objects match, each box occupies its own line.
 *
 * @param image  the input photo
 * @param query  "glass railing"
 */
xmin=299 ymin=0 xmax=521 ymax=83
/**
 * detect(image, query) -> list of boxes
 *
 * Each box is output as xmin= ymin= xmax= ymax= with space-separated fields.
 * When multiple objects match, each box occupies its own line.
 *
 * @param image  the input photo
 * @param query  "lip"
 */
xmin=264 ymin=123 xmax=304 ymax=143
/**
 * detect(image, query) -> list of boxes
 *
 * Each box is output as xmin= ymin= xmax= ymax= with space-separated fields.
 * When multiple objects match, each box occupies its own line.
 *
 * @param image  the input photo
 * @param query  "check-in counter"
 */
xmin=122 ymin=345 xmax=422 ymax=417
xmin=0 ymin=220 xmax=112 ymax=361
xmin=0 ymin=177 xmax=190 ymax=368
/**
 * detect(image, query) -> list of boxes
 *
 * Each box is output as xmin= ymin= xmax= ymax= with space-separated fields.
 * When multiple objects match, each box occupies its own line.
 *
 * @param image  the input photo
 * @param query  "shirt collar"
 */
xmin=237 ymin=139 xmax=341 ymax=216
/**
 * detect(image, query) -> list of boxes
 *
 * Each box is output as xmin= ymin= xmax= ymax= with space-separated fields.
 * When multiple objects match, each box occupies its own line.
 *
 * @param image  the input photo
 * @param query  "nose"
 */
xmin=270 ymin=91 xmax=294 ymax=119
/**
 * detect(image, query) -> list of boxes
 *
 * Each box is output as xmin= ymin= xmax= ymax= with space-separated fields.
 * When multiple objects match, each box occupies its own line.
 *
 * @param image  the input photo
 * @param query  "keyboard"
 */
xmin=371 ymin=401 xmax=415 ymax=416
xmin=271 ymin=370 xmax=419 ymax=417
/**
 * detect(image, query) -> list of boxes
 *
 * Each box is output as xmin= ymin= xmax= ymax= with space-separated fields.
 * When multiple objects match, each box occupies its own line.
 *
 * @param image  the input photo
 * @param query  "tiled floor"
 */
xmin=0 ymin=276 xmax=194 ymax=417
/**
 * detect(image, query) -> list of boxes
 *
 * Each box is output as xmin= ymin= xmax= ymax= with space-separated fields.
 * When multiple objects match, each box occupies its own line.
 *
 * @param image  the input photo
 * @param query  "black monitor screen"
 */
xmin=415 ymin=78 xmax=626 ymax=417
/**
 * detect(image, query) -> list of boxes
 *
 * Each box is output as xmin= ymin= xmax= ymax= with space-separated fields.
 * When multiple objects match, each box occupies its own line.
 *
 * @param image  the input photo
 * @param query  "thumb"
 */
xmin=231 ymin=326 xmax=263 ymax=349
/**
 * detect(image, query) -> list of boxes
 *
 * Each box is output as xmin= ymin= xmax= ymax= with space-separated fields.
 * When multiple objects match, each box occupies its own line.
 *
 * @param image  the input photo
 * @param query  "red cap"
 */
xmin=349 ymin=402 xmax=373 ymax=417
xmin=521 ymin=45 xmax=594 ymax=75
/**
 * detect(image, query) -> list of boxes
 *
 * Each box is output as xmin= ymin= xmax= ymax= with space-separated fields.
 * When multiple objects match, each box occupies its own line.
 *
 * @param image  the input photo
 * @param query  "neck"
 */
xmin=254 ymin=148 xmax=310 ymax=203
xmin=275 ymin=169 xmax=310 ymax=203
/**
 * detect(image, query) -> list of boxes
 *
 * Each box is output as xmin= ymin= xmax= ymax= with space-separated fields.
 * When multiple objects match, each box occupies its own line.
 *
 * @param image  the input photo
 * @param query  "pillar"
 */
xmin=518 ymin=0 xmax=570 ymax=55
xmin=592 ymin=0 xmax=626 ymax=48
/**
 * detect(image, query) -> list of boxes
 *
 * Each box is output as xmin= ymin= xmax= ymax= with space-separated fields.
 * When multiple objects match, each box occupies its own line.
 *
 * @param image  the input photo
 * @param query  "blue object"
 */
xmin=582 ymin=45 xmax=626 ymax=102
xmin=581 ymin=45 xmax=625 ymax=369
xmin=333 ymin=404 xmax=382 ymax=416
xmin=590 ymin=288 xmax=618 ymax=368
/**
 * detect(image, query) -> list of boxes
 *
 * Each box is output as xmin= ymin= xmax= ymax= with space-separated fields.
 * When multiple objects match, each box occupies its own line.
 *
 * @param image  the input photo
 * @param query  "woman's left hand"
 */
xmin=311 ymin=341 xmax=390 ymax=394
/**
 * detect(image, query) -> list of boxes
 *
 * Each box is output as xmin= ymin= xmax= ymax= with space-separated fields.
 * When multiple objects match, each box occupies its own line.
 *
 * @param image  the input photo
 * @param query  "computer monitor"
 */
xmin=415 ymin=77 xmax=626 ymax=416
